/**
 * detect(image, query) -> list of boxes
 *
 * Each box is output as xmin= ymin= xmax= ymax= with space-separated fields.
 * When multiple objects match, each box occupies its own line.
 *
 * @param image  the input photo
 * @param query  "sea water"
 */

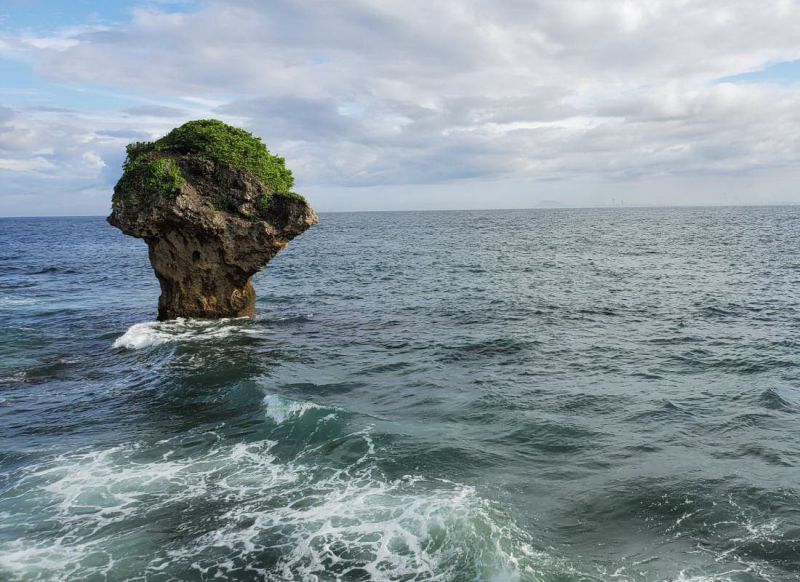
xmin=0 ymin=208 xmax=798 ymax=581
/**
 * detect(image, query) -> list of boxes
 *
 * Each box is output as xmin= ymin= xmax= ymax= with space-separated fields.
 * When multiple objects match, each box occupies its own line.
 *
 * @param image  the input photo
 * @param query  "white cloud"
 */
xmin=2 ymin=0 xmax=800 ymax=213
xmin=21 ymin=36 xmax=81 ymax=51
xmin=82 ymin=151 xmax=106 ymax=169
xmin=0 ymin=157 xmax=55 ymax=172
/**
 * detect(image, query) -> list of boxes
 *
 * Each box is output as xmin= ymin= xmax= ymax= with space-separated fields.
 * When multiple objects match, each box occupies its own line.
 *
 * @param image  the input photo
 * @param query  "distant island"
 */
xmin=107 ymin=120 xmax=318 ymax=320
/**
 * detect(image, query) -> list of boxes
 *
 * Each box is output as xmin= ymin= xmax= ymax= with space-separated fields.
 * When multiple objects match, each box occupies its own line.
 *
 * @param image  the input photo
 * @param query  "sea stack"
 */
xmin=108 ymin=120 xmax=318 ymax=320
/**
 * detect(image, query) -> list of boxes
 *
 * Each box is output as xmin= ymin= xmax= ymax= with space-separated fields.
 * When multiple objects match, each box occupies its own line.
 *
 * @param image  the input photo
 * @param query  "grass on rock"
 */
xmin=113 ymin=119 xmax=305 ymax=210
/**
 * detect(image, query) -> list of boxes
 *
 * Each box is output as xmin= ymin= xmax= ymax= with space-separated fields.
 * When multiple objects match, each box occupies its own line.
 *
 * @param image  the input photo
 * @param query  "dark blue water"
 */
xmin=1 ymin=208 xmax=799 ymax=581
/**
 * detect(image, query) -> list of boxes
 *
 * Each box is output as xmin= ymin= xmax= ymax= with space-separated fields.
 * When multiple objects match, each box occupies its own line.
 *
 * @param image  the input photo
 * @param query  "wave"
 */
xmin=161 ymin=430 xmax=549 ymax=581
xmin=112 ymin=318 xmax=251 ymax=350
xmin=0 ymin=370 xmax=27 ymax=387
xmin=29 ymin=266 xmax=79 ymax=275
xmin=0 ymin=297 xmax=37 ymax=308
xmin=264 ymin=313 xmax=315 ymax=325
xmin=437 ymin=337 xmax=534 ymax=363
xmin=0 ymin=399 xmax=551 ymax=581
xmin=0 ymin=437 xmax=295 ymax=580
xmin=561 ymin=477 xmax=798 ymax=582
xmin=262 ymin=393 xmax=327 ymax=424
xmin=759 ymin=386 xmax=799 ymax=412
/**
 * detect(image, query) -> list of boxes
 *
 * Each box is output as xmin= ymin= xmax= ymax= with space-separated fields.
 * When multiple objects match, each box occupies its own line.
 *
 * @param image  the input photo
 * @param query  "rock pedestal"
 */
xmin=108 ymin=123 xmax=317 ymax=320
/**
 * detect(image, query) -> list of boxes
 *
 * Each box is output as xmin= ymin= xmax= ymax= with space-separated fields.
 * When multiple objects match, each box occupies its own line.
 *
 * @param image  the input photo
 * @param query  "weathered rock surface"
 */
xmin=108 ymin=122 xmax=318 ymax=320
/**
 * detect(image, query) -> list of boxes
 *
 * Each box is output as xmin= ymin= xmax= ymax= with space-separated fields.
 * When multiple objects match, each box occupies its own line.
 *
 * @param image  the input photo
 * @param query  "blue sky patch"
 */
xmin=719 ymin=59 xmax=800 ymax=85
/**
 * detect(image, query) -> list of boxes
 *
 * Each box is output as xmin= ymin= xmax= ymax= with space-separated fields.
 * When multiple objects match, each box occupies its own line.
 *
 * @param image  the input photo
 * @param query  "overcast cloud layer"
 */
xmin=2 ymin=0 xmax=800 ymax=215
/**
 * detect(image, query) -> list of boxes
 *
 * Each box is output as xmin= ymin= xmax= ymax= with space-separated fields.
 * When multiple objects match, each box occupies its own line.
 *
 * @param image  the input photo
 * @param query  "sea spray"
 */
xmin=112 ymin=318 xmax=253 ymax=350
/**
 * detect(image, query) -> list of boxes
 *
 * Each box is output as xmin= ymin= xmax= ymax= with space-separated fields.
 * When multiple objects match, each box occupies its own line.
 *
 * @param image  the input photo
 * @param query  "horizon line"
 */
xmin=0 ymin=201 xmax=798 ymax=219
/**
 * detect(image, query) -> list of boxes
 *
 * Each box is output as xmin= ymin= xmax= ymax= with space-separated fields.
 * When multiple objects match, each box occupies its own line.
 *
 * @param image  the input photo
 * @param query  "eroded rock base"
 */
xmin=155 ymin=275 xmax=256 ymax=320
xmin=146 ymin=233 xmax=265 ymax=320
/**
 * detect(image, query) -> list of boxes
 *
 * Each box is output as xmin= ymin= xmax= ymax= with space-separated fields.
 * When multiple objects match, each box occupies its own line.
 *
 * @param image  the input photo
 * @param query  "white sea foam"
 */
xmin=0 ymin=544 xmax=87 ymax=580
xmin=2 ymin=389 xmax=775 ymax=582
xmin=672 ymin=571 xmax=754 ymax=582
xmin=112 ymin=317 xmax=249 ymax=349
xmin=157 ymin=429 xmax=550 ymax=581
xmin=0 ymin=424 xmax=549 ymax=581
xmin=262 ymin=393 xmax=324 ymax=424
xmin=0 ymin=371 xmax=26 ymax=386
xmin=0 ymin=437 xmax=296 ymax=580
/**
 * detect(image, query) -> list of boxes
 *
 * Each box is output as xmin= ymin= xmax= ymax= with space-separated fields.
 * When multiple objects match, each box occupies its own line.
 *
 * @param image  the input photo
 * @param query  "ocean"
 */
xmin=0 ymin=207 xmax=798 ymax=581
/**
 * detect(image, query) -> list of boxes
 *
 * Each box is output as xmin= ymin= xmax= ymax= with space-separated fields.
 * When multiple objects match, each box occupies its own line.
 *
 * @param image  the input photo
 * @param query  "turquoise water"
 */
xmin=1 ymin=207 xmax=799 ymax=581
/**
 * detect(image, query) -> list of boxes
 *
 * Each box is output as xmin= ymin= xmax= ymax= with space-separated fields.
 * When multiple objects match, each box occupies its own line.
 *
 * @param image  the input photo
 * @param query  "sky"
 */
xmin=2 ymin=0 xmax=800 ymax=216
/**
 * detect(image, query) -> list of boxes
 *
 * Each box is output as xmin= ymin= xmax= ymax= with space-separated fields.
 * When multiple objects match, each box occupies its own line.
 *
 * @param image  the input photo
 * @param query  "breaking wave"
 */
xmin=112 ymin=318 xmax=252 ymax=350
xmin=0 ymin=394 xmax=549 ymax=581
xmin=263 ymin=393 xmax=327 ymax=424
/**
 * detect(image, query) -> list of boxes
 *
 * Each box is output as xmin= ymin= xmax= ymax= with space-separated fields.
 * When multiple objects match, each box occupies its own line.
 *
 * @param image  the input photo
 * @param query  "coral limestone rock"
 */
xmin=108 ymin=120 xmax=318 ymax=320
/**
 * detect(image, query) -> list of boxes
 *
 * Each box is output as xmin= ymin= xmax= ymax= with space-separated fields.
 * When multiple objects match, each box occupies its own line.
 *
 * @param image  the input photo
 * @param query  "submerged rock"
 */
xmin=108 ymin=120 xmax=318 ymax=320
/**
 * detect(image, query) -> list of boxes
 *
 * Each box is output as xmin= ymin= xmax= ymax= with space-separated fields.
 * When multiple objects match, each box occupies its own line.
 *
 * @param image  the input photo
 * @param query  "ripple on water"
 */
xmin=759 ymin=386 xmax=800 ymax=412
xmin=556 ymin=479 xmax=800 ymax=581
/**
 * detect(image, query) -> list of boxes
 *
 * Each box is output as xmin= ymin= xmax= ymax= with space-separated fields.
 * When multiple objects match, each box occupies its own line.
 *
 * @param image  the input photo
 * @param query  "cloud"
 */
xmin=2 ymin=0 xmax=800 ymax=213
xmin=82 ymin=151 xmax=106 ymax=169
xmin=95 ymin=129 xmax=152 ymax=140
xmin=0 ymin=106 xmax=15 ymax=124
xmin=0 ymin=104 xmax=161 ymax=215
xmin=0 ymin=157 xmax=55 ymax=171
xmin=124 ymin=104 xmax=187 ymax=117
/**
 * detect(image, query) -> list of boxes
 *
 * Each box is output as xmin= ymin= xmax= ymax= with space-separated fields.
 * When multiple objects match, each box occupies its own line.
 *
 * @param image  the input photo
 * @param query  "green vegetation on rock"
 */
xmin=114 ymin=120 xmax=304 ymax=209
xmin=157 ymin=120 xmax=295 ymax=194
xmin=257 ymin=190 xmax=307 ymax=214
xmin=114 ymin=155 xmax=184 ymax=204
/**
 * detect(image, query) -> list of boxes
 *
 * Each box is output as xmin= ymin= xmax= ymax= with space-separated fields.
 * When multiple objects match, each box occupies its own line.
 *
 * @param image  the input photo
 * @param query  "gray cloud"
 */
xmin=0 ymin=106 xmax=14 ymax=125
xmin=217 ymin=97 xmax=361 ymax=141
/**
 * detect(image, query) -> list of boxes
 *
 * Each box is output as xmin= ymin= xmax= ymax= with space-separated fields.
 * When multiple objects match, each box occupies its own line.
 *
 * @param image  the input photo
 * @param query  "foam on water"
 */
xmin=0 ymin=437 xmax=294 ymax=580
xmin=263 ymin=393 xmax=325 ymax=424
xmin=0 ymin=399 xmax=551 ymax=581
xmin=112 ymin=317 xmax=250 ymax=349
xmin=158 ymin=431 xmax=549 ymax=581
xmin=2 ymin=401 xmax=786 ymax=581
